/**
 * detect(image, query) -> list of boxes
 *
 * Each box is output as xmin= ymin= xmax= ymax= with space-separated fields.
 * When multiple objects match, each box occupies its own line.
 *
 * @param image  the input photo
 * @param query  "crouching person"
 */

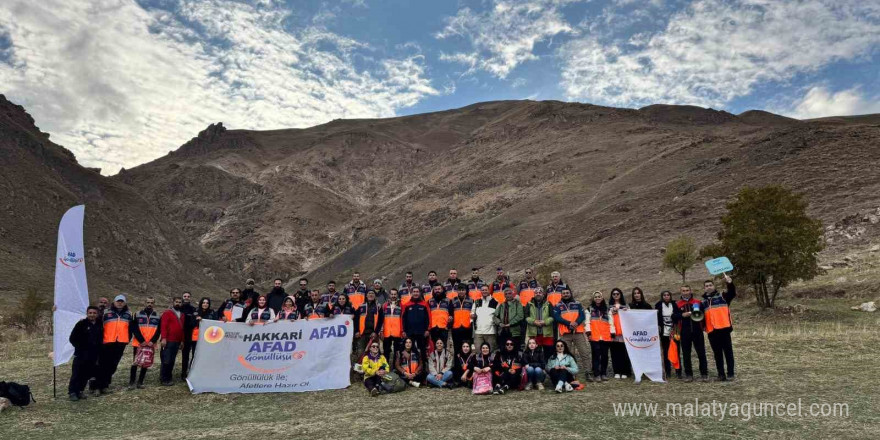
xmin=362 ymin=341 xmax=390 ymax=397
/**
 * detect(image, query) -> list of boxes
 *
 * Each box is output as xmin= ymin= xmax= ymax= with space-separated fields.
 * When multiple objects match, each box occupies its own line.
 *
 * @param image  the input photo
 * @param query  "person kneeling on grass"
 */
xmin=453 ymin=341 xmax=475 ymax=388
xmin=492 ymin=339 xmax=523 ymax=395
xmin=546 ymin=340 xmax=579 ymax=393
xmin=427 ymin=339 xmax=455 ymax=388
xmin=395 ymin=338 xmax=424 ymax=388
xmin=362 ymin=341 xmax=390 ymax=397
xmin=522 ymin=338 xmax=546 ymax=391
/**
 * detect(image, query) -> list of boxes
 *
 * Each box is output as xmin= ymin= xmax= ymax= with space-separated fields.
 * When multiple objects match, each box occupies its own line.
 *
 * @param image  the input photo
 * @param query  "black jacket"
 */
xmin=266 ymin=287 xmax=287 ymax=313
xmin=293 ymin=289 xmax=311 ymax=311
xmin=402 ymin=299 xmax=430 ymax=336
xmin=69 ymin=318 xmax=103 ymax=360
xmin=522 ymin=348 xmax=545 ymax=368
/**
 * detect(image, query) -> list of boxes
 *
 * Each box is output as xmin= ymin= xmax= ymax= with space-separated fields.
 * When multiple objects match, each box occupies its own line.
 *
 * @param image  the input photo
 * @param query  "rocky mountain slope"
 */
xmin=0 ymin=94 xmax=234 ymax=301
xmin=115 ymin=100 xmax=880 ymax=293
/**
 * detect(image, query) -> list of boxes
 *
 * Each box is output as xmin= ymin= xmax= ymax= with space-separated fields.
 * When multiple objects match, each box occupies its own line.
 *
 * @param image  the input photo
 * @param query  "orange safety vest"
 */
xmin=383 ymin=302 xmax=403 ymax=338
xmin=704 ymin=296 xmax=732 ymax=333
xmin=348 ymin=292 xmax=365 ymax=310
xmin=357 ymin=305 xmax=380 ymax=334
xmin=556 ymin=301 xmax=586 ymax=335
xmin=492 ymin=291 xmax=506 ymax=304
xmin=467 ymin=281 xmax=484 ymax=301
xmin=132 ymin=310 xmax=158 ymax=347
xmin=103 ymin=308 xmax=132 ymax=344
xmin=399 ymin=353 xmax=420 ymax=375
xmin=519 ymin=289 xmax=535 ymax=307
xmin=451 ymin=298 xmax=474 ymax=329
xmin=612 ymin=312 xmax=623 ymax=336
xmin=589 ymin=309 xmax=612 ymax=341
xmin=430 ymin=300 xmax=450 ymax=329
xmin=446 ymin=290 xmax=458 ymax=301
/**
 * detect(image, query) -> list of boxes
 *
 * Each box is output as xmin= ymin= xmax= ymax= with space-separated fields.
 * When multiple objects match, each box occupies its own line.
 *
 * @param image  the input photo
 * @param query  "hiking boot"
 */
xmin=564 ymin=382 xmax=573 ymax=392
xmin=370 ymin=387 xmax=380 ymax=397
xmin=683 ymin=376 xmax=694 ymax=383
xmin=537 ymin=383 xmax=545 ymax=391
xmin=68 ymin=393 xmax=79 ymax=402
xmin=524 ymin=383 xmax=533 ymax=391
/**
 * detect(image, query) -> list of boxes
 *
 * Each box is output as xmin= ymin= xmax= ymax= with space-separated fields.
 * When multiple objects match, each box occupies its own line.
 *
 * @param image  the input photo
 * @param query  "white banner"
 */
xmin=53 ymin=205 xmax=90 ymax=367
xmin=187 ymin=315 xmax=354 ymax=394
xmin=618 ymin=310 xmax=665 ymax=383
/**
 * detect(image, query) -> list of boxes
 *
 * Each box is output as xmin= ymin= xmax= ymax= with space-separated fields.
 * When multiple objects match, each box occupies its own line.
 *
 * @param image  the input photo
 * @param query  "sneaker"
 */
xmin=493 ymin=389 xmax=500 ymax=395
xmin=701 ymin=375 xmax=710 ymax=382
xmin=91 ymin=389 xmax=100 ymax=397
xmin=614 ymin=374 xmax=621 ymax=379
xmin=620 ymin=375 xmax=627 ymax=379
xmin=524 ymin=383 xmax=533 ymax=391
xmin=718 ymin=375 xmax=727 ymax=382
xmin=683 ymin=376 xmax=693 ymax=383
xmin=564 ymin=382 xmax=573 ymax=392
xmin=136 ymin=383 xmax=145 ymax=389
xmin=602 ymin=375 xmax=609 ymax=382
xmin=409 ymin=381 xmax=421 ymax=388
xmin=537 ymin=383 xmax=545 ymax=391
xmin=370 ymin=387 xmax=380 ymax=397
xmin=501 ymin=385 xmax=508 ymax=394
xmin=127 ymin=384 xmax=136 ymax=391
xmin=161 ymin=381 xmax=174 ymax=386
xmin=591 ymin=376 xmax=601 ymax=383
xmin=555 ymin=381 xmax=563 ymax=393
xmin=68 ymin=393 xmax=79 ymax=402
xmin=727 ymin=374 xmax=736 ymax=381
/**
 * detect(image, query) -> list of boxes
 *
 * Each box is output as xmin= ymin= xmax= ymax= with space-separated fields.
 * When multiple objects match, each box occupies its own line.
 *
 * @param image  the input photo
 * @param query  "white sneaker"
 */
xmin=621 ymin=375 xmax=628 ymax=379
xmin=409 ymin=381 xmax=420 ymax=388
xmin=564 ymin=382 xmax=573 ymax=392
xmin=555 ymin=381 xmax=563 ymax=393
xmin=537 ymin=383 xmax=545 ymax=391
xmin=614 ymin=374 xmax=621 ymax=379
xmin=524 ymin=383 xmax=533 ymax=391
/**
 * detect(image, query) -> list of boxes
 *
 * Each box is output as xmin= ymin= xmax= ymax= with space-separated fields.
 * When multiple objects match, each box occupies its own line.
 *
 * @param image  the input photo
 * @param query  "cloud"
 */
xmin=0 ymin=0 xmax=438 ymax=174
xmin=787 ymin=86 xmax=880 ymax=119
xmin=560 ymin=0 xmax=880 ymax=108
xmin=437 ymin=0 xmax=583 ymax=78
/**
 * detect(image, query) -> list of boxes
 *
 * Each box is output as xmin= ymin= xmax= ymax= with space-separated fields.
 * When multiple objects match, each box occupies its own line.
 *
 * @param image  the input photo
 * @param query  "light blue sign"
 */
xmin=705 ymin=257 xmax=734 ymax=275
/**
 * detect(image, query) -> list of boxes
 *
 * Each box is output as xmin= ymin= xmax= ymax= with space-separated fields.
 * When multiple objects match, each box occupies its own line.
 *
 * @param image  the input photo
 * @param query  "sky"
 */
xmin=1 ymin=0 xmax=878 ymax=175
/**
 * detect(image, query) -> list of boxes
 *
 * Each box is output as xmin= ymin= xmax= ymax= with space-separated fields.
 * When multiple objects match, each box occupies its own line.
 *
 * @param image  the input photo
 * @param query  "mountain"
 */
xmin=0 ymin=94 xmax=235 ymax=301
xmin=115 ymin=100 xmax=880 ymax=291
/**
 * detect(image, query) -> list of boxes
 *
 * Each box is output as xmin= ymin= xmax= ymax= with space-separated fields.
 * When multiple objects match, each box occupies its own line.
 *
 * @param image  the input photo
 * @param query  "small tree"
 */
xmin=663 ymin=236 xmax=699 ymax=283
xmin=702 ymin=185 xmax=824 ymax=308
xmin=9 ymin=288 xmax=48 ymax=332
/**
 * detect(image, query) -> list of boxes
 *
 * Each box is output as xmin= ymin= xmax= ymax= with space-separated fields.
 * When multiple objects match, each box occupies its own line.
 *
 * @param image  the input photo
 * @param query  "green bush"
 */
xmin=663 ymin=235 xmax=699 ymax=283
xmin=8 ymin=287 xmax=48 ymax=332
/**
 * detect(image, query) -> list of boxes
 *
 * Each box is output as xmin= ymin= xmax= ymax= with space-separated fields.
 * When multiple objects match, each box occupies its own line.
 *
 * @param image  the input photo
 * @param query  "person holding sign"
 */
xmin=218 ymin=288 xmax=245 ymax=322
xmin=703 ymin=273 xmax=737 ymax=381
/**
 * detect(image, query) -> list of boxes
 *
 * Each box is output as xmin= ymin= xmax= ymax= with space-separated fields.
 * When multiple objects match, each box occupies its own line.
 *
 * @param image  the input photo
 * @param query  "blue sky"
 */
xmin=1 ymin=0 xmax=878 ymax=174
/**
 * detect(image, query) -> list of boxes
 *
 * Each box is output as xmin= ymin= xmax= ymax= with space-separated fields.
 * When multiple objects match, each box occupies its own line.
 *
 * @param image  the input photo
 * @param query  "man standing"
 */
xmin=703 ymin=274 xmax=737 ymax=381
xmin=472 ymin=285 xmax=498 ymax=351
xmin=92 ymin=294 xmax=132 ymax=395
xmin=293 ymin=278 xmax=310 ymax=312
xmin=424 ymin=270 xmax=442 ymax=292
xmin=345 ymin=272 xmax=368 ymax=310
xmin=428 ymin=285 xmax=451 ymax=348
xmin=493 ymin=288 xmax=524 ymax=349
xmin=553 ymin=288 xmax=591 ymax=382
xmin=97 ymin=297 xmax=109 ymax=317
xmin=545 ymin=271 xmax=569 ymax=306
xmin=302 ymin=289 xmax=325 ymax=319
xmin=444 ymin=269 xmax=462 ymax=299
xmin=674 ymin=285 xmax=709 ymax=382
xmin=218 ymin=288 xmax=245 ymax=322
xmin=449 ymin=284 xmax=474 ymax=356
xmin=241 ymin=279 xmax=259 ymax=307
xmin=517 ymin=268 xmax=539 ymax=307
xmin=129 ymin=297 xmax=160 ymax=390
xmin=179 ymin=291 xmax=197 ymax=380
xmin=466 ymin=268 xmax=485 ymax=301
xmin=489 ymin=268 xmax=514 ymax=304
xmin=401 ymin=287 xmax=430 ymax=359
xmin=321 ymin=281 xmax=341 ymax=306
xmin=68 ymin=306 xmax=102 ymax=401
xmin=526 ymin=288 xmax=555 ymax=358
xmin=382 ymin=289 xmax=404 ymax=360
xmin=354 ymin=290 xmax=384 ymax=358
xmin=266 ymin=278 xmax=287 ymax=313
xmin=398 ymin=271 xmax=419 ymax=305
xmin=159 ymin=297 xmax=185 ymax=386
xmin=371 ymin=279 xmax=388 ymax=305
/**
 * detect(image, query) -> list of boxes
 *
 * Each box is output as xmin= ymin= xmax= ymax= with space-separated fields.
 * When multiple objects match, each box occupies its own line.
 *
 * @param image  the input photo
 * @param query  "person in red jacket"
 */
xmin=159 ymin=297 xmax=185 ymax=386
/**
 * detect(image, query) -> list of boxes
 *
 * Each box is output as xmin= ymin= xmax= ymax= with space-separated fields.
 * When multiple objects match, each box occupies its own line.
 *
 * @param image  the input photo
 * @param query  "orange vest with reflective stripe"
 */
xmin=103 ymin=308 xmax=132 ymax=344
xmin=545 ymin=282 xmax=569 ymax=306
xmin=555 ymin=301 xmax=586 ymax=335
xmin=400 ymin=353 xmax=420 ymax=375
xmin=348 ymin=293 xmax=365 ymax=310
xmin=518 ymin=280 xmax=538 ymax=306
xmin=467 ymin=280 xmax=485 ymax=301
xmin=704 ymin=295 xmax=732 ymax=333
xmin=383 ymin=302 xmax=403 ymax=338
xmin=589 ymin=308 xmax=612 ymax=341
xmin=446 ymin=290 xmax=458 ymax=301
xmin=357 ymin=304 xmax=380 ymax=334
xmin=132 ymin=310 xmax=159 ymax=347
xmin=429 ymin=299 xmax=450 ymax=329
xmin=451 ymin=298 xmax=474 ymax=329
xmin=613 ymin=312 xmax=623 ymax=336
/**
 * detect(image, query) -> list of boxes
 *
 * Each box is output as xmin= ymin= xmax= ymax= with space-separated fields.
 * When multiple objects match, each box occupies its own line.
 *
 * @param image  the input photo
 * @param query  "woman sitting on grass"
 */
xmin=453 ymin=341 xmax=475 ymax=388
xmin=492 ymin=339 xmax=523 ymax=395
xmin=522 ymin=337 xmax=546 ymax=390
xmin=395 ymin=337 xmax=424 ymax=387
xmin=427 ymin=339 xmax=455 ymax=388
xmin=362 ymin=340 xmax=390 ymax=397
xmin=468 ymin=342 xmax=494 ymax=394
xmin=546 ymin=340 xmax=579 ymax=393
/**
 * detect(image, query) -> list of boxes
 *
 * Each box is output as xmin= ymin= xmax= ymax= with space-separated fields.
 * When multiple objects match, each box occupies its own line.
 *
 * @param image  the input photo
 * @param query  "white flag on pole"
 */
xmin=618 ymin=310 xmax=665 ymax=383
xmin=53 ymin=205 xmax=90 ymax=367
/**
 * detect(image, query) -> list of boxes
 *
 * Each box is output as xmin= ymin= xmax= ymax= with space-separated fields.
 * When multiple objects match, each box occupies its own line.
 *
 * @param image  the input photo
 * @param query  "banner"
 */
xmin=187 ymin=315 xmax=354 ymax=394
xmin=618 ymin=310 xmax=664 ymax=383
xmin=53 ymin=205 xmax=90 ymax=367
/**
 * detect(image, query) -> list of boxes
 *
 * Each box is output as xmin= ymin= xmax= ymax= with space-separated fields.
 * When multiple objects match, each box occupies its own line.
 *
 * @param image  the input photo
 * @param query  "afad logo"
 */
xmin=204 ymin=326 xmax=225 ymax=344
xmin=59 ymin=251 xmax=84 ymax=269
xmin=625 ymin=331 xmax=658 ymax=349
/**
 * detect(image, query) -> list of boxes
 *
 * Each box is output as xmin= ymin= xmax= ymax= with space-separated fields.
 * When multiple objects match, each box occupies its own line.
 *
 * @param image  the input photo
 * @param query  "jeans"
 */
xmin=426 ymin=370 xmax=454 ymax=387
xmin=525 ymin=366 xmax=546 ymax=384
xmin=160 ymin=342 xmax=180 ymax=383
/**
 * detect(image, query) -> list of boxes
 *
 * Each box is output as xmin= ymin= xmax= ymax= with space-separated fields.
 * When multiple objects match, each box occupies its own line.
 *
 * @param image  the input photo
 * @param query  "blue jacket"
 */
xmin=402 ymin=299 xmax=430 ymax=335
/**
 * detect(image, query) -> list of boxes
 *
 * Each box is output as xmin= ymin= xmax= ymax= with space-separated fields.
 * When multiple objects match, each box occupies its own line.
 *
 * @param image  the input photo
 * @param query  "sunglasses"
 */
xmin=506 ymin=343 xmax=514 ymax=346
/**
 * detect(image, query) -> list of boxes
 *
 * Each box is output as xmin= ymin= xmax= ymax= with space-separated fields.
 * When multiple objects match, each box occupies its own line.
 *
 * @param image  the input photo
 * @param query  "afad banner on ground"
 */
xmin=187 ymin=315 xmax=353 ymax=394
xmin=618 ymin=310 xmax=665 ymax=383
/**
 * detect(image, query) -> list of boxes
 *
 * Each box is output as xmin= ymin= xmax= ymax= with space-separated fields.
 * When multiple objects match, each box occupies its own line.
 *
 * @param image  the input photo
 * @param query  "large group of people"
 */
xmin=65 ymin=267 xmax=737 ymax=401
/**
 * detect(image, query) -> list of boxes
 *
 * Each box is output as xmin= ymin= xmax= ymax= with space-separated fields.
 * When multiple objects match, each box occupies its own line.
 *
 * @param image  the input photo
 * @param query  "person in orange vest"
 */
xmin=302 ymin=289 xmax=325 ymax=319
xmin=382 ymin=289 xmax=404 ymax=360
xmin=608 ymin=288 xmax=631 ymax=379
xmin=449 ymin=283 xmax=474 ymax=356
xmin=354 ymin=290 xmax=385 ymax=358
xmin=489 ymin=267 xmax=514 ymax=304
xmin=128 ymin=297 xmax=160 ymax=390
xmin=702 ymin=273 xmax=737 ymax=381
xmin=516 ymin=268 xmax=539 ymax=307
xmin=544 ymin=271 xmax=569 ymax=307
xmin=553 ymin=288 xmax=590 ymax=383
xmin=92 ymin=294 xmax=133 ymax=396
xmin=218 ymin=288 xmax=245 ymax=322
xmin=428 ymin=285 xmax=452 ymax=348
xmin=345 ymin=272 xmax=368 ymax=310
xmin=443 ymin=269 xmax=463 ymax=300
xmin=466 ymin=268 xmax=486 ymax=301
xmin=588 ymin=291 xmax=612 ymax=382
xmin=394 ymin=337 xmax=424 ymax=387
xmin=398 ymin=271 xmax=420 ymax=306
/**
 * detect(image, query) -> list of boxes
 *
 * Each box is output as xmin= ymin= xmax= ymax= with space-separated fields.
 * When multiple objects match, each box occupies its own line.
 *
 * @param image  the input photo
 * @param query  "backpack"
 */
xmin=380 ymin=372 xmax=406 ymax=393
xmin=0 ymin=381 xmax=35 ymax=406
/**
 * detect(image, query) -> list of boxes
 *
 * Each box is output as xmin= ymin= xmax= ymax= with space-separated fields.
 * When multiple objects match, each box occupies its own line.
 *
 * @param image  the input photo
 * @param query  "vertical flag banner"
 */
xmin=618 ymin=310 xmax=665 ymax=383
xmin=52 ymin=205 xmax=90 ymax=367
xmin=187 ymin=315 xmax=354 ymax=394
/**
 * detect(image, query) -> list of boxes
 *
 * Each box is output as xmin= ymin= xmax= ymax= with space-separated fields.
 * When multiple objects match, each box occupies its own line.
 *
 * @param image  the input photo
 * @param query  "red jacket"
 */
xmin=160 ymin=309 xmax=185 ymax=342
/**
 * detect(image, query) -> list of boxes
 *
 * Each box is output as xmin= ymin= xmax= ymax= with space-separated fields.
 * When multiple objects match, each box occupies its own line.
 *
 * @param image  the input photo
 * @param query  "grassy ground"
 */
xmin=2 ymin=266 xmax=879 ymax=440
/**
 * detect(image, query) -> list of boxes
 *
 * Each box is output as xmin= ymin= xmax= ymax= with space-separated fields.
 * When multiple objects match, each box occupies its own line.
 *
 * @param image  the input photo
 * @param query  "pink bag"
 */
xmin=134 ymin=346 xmax=155 ymax=369
xmin=472 ymin=371 xmax=492 ymax=395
